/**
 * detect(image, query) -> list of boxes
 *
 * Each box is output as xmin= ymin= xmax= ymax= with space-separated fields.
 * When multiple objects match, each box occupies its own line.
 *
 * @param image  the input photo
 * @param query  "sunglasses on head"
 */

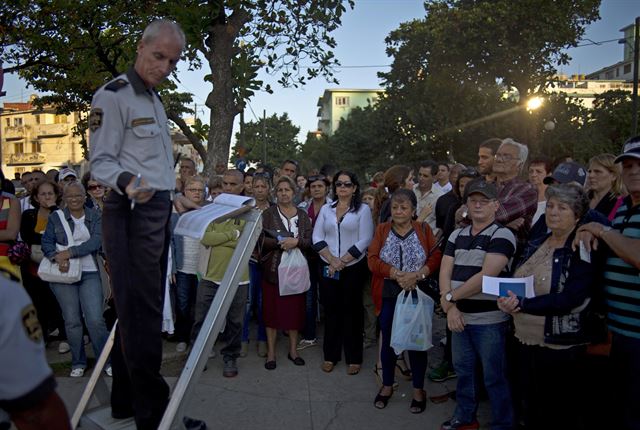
xmin=335 ymin=181 xmax=354 ymax=188
xmin=307 ymin=175 xmax=326 ymax=183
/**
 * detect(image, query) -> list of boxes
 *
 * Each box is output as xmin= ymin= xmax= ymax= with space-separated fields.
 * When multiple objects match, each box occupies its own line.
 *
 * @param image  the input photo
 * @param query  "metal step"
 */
xmin=78 ymin=406 xmax=135 ymax=430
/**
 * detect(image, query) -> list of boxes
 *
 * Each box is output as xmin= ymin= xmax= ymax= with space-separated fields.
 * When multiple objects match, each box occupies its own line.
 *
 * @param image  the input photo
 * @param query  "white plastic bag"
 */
xmin=37 ymin=210 xmax=82 ymax=284
xmin=390 ymin=289 xmax=434 ymax=355
xmin=278 ymin=248 xmax=310 ymax=296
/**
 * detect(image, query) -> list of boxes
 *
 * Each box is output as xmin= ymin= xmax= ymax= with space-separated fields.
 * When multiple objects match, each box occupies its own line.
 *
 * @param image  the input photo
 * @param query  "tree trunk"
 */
xmin=202 ymin=7 xmax=250 ymax=177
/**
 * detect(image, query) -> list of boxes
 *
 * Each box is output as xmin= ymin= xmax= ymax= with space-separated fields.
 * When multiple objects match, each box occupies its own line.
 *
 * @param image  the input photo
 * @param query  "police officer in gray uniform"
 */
xmin=0 ymin=275 xmax=70 ymax=429
xmin=89 ymin=20 xmax=185 ymax=430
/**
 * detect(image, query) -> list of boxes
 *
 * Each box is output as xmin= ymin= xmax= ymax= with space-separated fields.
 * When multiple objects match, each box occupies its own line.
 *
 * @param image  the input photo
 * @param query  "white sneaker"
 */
xmin=58 ymin=341 xmax=71 ymax=354
xmin=297 ymin=339 xmax=318 ymax=351
xmin=69 ymin=368 xmax=85 ymax=378
xmin=104 ymin=365 xmax=112 ymax=377
xmin=176 ymin=342 xmax=187 ymax=353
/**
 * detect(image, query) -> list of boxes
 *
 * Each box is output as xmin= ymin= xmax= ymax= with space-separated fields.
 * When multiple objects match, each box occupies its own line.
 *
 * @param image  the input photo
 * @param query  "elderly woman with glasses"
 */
xmin=41 ymin=182 xmax=109 ymax=378
xmin=170 ymin=176 xmax=206 ymax=353
xmin=497 ymin=183 xmax=600 ymax=429
xmin=312 ymin=171 xmax=374 ymax=374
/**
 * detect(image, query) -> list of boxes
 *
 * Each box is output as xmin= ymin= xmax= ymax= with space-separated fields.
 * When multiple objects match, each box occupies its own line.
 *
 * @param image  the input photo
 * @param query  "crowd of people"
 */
xmin=1 ymin=20 xmax=638 ymax=430
xmin=1 ymin=133 xmax=639 ymax=430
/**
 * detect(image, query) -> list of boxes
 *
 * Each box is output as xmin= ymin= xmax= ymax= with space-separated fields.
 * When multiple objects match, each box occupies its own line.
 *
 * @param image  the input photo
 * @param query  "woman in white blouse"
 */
xmin=312 ymin=171 xmax=374 ymax=375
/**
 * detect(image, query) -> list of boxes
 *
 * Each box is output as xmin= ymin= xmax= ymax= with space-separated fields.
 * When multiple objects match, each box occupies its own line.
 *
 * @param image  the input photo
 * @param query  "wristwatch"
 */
xmin=445 ymin=292 xmax=456 ymax=303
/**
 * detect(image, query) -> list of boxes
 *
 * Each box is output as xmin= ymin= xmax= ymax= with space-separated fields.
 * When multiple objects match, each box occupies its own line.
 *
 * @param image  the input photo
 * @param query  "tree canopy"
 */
xmin=1 ymin=0 xmax=353 ymax=174
xmin=231 ymin=112 xmax=300 ymax=169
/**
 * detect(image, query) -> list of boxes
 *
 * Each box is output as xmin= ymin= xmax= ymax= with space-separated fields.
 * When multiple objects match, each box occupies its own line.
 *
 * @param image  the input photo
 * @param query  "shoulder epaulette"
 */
xmin=105 ymin=79 xmax=129 ymax=92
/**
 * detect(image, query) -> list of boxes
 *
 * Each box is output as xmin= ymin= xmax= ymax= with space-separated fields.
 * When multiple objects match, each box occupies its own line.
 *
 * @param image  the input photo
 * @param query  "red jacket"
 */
xmin=368 ymin=220 xmax=442 ymax=315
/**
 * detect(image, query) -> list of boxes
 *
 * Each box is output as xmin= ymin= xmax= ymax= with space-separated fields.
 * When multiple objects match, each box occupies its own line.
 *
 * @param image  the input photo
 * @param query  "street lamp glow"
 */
xmin=526 ymin=96 xmax=543 ymax=111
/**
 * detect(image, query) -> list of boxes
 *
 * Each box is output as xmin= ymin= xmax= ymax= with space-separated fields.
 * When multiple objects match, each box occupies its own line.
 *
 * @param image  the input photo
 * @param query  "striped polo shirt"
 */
xmin=604 ymin=196 xmax=640 ymax=339
xmin=445 ymin=222 xmax=516 ymax=325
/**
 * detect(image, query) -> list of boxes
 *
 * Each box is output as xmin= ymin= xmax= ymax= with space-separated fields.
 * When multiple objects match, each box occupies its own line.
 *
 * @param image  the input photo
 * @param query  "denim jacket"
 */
xmin=41 ymin=207 xmax=102 ymax=268
xmin=515 ymin=228 xmax=599 ymax=346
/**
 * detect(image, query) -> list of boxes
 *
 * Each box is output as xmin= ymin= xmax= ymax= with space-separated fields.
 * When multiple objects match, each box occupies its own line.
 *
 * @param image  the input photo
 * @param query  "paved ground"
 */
xmin=49 ymin=316 xmax=492 ymax=429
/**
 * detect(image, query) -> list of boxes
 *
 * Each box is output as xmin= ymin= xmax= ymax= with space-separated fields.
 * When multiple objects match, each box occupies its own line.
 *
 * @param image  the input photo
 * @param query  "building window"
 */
xmin=31 ymin=141 xmax=42 ymax=153
xmin=54 ymin=114 xmax=67 ymax=124
xmin=34 ymin=114 xmax=40 ymax=125
xmin=335 ymin=96 xmax=350 ymax=106
xmin=14 ymin=117 xmax=23 ymax=127
xmin=4 ymin=118 xmax=9 ymax=127
xmin=616 ymin=68 xmax=620 ymax=77
xmin=624 ymin=64 xmax=632 ymax=74
xmin=14 ymin=142 xmax=24 ymax=154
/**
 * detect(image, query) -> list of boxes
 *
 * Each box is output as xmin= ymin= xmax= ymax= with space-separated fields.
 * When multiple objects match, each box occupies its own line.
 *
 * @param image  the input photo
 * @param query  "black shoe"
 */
xmin=374 ymin=387 xmax=393 ymax=409
xmin=265 ymin=360 xmax=277 ymax=370
xmin=287 ymin=354 xmax=305 ymax=366
xmin=183 ymin=416 xmax=207 ymax=429
xmin=409 ymin=390 xmax=427 ymax=414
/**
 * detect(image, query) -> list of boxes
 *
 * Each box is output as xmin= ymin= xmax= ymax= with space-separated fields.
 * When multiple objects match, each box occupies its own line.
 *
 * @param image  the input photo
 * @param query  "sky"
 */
xmin=2 ymin=0 xmax=640 ymax=143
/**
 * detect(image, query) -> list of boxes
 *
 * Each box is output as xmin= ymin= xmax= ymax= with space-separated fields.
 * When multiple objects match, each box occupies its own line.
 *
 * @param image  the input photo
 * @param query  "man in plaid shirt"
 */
xmin=492 ymin=138 xmax=538 ymax=251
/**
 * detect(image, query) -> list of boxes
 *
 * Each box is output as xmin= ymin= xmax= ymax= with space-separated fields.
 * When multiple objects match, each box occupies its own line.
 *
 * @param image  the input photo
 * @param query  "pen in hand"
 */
xmin=131 ymin=173 xmax=142 ymax=210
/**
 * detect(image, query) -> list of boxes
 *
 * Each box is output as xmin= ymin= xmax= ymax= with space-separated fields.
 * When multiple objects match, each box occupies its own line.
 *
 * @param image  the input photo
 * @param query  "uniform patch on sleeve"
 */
xmin=89 ymin=108 xmax=103 ymax=132
xmin=131 ymin=117 xmax=156 ymax=127
xmin=21 ymin=304 xmax=43 ymax=343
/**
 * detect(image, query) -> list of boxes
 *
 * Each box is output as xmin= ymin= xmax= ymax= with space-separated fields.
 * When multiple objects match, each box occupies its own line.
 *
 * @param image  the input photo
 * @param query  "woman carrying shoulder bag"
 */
xmin=259 ymin=176 xmax=313 ymax=370
xmin=41 ymin=182 xmax=109 ymax=378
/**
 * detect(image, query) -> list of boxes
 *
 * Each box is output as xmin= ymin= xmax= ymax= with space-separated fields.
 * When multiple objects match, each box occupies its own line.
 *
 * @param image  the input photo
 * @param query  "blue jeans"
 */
xmin=50 ymin=271 xmax=109 ymax=369
xmin=173 ymin=271 xmax=198 ymax=343
xmin=379 ymin=297 xmax=428 ymax=389
xmin=452 ymin=321 xmax=513 ymax=430
xmin=242 ymin=261 xmax=266 ymax=342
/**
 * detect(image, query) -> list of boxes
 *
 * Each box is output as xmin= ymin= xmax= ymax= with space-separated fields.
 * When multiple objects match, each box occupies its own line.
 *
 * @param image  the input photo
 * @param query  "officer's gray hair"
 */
xmin=499 ymin=138 xmax=529 ymax=172
xmin=142 ymin=20 xmax=186 ymax=49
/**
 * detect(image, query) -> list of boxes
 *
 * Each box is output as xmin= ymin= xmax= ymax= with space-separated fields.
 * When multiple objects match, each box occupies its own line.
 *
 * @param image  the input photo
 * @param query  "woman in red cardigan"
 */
xmin=368 ymin=189 xmax=442 ymax=413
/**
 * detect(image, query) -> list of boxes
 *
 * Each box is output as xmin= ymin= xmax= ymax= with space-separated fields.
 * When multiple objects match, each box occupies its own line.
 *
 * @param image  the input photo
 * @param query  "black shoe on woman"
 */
xmin=374 ymin=387 xmax=393 ymax=409
xmin=409 ymin=390 xmax=427 ymax=414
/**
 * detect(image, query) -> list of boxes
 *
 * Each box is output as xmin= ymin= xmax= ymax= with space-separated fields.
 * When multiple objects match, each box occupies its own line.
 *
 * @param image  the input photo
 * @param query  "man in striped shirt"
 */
xmin=577 ymin=136 xmax=640 ymax=430
xmin=439 ymin=178 xmax=516 ymax=430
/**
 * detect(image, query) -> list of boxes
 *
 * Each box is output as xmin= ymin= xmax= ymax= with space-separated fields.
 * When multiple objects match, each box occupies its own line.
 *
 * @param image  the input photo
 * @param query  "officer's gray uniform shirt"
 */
xmin=0 ymin=277 xmax=52 ymax=401
xmin=89 ymin=68 xmax=174 ymax=193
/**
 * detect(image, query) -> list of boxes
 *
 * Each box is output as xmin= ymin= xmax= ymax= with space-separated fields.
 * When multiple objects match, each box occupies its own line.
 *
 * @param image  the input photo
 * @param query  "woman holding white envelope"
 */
xmin=497 ymin=183 xmax=601 ymax=430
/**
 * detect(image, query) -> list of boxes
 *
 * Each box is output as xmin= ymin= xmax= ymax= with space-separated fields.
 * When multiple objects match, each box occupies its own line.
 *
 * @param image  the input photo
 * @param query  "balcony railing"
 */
xmin=3 ymin=126 xmax=26 ymax=140
xmin=35 ymin=123 xmax=69 ymax=137
xmin=4 ymin=152 xmax=46 ymax=166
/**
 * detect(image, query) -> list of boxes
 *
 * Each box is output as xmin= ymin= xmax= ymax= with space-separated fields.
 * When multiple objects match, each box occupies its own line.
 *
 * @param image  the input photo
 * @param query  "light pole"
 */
xmin=633 ymin=16 xmax=639 ymax=136
xmin=620 ymin=16 xmax=639 ymax=137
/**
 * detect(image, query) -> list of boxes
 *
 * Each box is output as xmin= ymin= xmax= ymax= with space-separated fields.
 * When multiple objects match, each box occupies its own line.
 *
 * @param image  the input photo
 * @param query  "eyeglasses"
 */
xmin=467 ymin=198 xmax=493 ymax=206
xmin=87 ymin=184 xmax=104 ymax=191
xmin=185 ymin=188 xmax=204 ymax=193
xmin=335 ymin=181 xmax=354 ymax=188
xmin=494 ymin=153 xmax=517 ymax=161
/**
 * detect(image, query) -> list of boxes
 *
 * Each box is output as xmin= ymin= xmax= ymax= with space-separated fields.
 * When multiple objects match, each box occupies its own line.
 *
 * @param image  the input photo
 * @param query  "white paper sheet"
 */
xmin=482 ymin=275 xmax=535 ymax=298
xmin=173 ymin=193 xmax=255 ymax=239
